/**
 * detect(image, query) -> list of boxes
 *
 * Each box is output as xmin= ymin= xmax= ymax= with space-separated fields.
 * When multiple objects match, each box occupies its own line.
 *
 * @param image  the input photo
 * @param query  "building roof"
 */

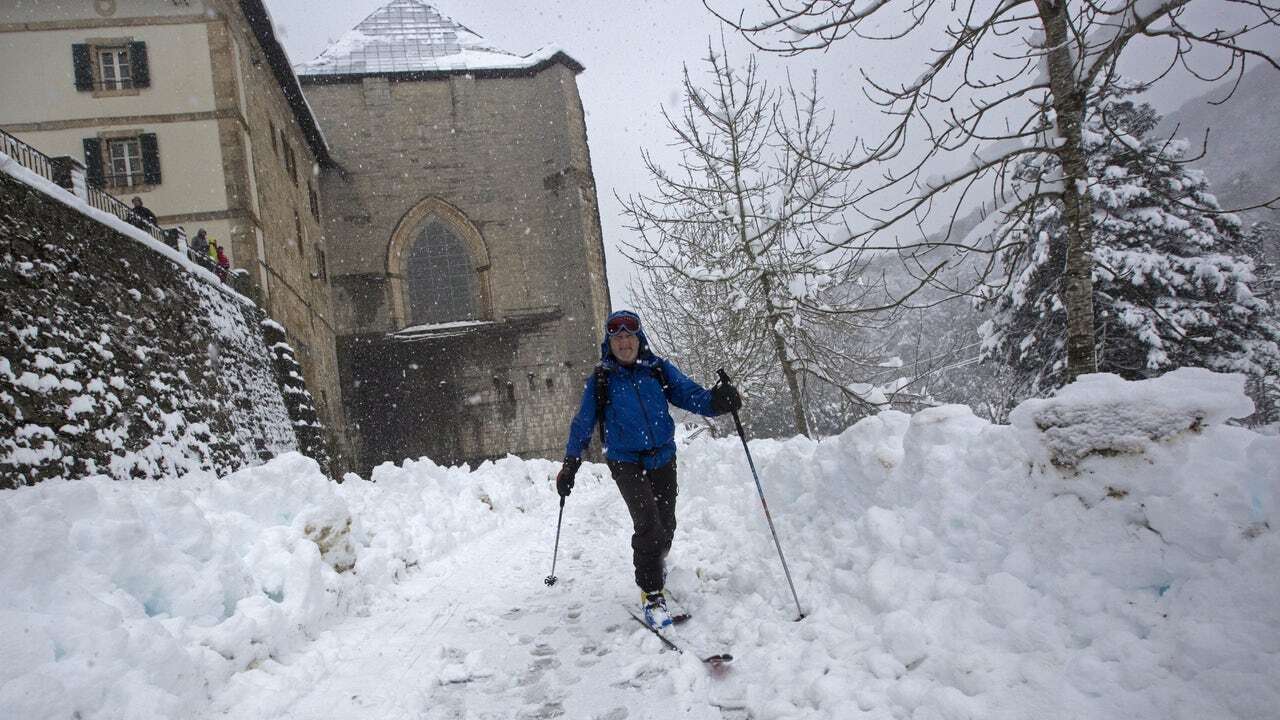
xmin=239 ymin=0 xmax=332 ymax=166
xmin=295 ymin=0 xmax=583 ymax=79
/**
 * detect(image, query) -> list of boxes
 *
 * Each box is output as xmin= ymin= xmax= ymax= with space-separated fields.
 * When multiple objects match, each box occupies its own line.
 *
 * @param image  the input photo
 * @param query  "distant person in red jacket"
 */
xmin=216 ymin=244 xmax=231 ymax=282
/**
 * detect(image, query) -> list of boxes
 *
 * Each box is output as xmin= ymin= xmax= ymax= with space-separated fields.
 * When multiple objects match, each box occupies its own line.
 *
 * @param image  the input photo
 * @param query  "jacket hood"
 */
xmin=599 ymin=310 xmax=655 ymax=367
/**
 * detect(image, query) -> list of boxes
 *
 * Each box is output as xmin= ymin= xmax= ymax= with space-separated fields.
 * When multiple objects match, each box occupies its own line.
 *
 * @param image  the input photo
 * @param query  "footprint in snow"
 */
xmin=575 ymin=641 xmax=608 ymax=668
xmin=610 ymin=663 xmax=665 ymax=690
xmin=518 ymin=701 xmax=565 ymax=719
xmin=516 ymin=648 xmax=558 ymax=688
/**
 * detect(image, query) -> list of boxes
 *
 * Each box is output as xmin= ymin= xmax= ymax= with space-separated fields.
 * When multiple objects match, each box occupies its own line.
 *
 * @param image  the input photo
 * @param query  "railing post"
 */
xmin=50 ymin=156 xmax=88 ymax=201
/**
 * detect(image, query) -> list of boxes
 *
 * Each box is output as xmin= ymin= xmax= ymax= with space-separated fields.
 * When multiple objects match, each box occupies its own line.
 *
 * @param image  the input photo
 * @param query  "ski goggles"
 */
xmin=605 ymin=314 xmax=641 ymax=336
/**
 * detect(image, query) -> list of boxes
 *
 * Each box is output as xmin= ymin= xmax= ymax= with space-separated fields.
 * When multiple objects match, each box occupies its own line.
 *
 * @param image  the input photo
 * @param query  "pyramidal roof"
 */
xmin=295 ymin=0 xmax=579 ymax=77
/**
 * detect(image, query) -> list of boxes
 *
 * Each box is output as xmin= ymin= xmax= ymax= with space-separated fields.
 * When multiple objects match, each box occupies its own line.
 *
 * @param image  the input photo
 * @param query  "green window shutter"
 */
xmin=129 ymin=41 xmax=150 ymax=88
xmin=82 ymin=138 xmax=103 ymax=185
xmin=73 ymin=44 xmax=94 ymax=91
xmin=140 ymin=133 xmax=162 ymax=185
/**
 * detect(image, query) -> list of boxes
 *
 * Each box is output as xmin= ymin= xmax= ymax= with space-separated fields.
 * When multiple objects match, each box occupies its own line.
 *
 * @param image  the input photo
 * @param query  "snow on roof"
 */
xmin=296 ymin=0 xmax=579 ymax=77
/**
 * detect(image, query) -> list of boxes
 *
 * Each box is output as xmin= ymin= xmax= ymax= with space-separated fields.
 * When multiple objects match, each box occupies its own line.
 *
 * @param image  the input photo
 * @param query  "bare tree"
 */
xmin=620 ymin=43 xmax=912 ymax=437
xmin=708 ymin=0 xmax=1280 ymax=382
xmin=627 ymin=254 xmax=775 ymax=434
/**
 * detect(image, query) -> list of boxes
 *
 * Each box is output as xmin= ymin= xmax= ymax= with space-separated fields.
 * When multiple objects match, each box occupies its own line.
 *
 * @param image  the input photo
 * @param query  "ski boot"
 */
xmin=642 ymin=589 xmax=673 ymax=630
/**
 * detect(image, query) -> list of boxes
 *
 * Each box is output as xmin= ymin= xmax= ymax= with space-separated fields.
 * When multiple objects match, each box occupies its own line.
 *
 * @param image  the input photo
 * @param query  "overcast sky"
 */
xmin=261 ymin=0 xmax=946 ymax=308
xmin=262 ymin=0 xmax=1275 ymax=310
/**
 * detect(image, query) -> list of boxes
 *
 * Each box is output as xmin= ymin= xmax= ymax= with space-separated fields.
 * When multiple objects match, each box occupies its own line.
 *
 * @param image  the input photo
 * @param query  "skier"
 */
xmin=556 ymin=310 xmax=741 ymax=629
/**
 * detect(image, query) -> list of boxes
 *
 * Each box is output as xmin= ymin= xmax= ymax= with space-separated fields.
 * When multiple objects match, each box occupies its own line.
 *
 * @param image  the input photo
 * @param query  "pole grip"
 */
xmin=717 ymin=368 xmax=747 ymax=436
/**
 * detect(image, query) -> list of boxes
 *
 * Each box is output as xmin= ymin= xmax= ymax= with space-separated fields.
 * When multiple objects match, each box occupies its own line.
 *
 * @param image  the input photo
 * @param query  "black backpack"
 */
xmin=592 ymin=361 xmax=671 ymax=447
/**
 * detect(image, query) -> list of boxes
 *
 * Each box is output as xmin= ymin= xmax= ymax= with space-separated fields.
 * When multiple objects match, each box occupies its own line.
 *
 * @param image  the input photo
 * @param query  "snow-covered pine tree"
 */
xmin=1242 ymin=220 xmax=1280 ymax=425
xmin=980 ymin=99 xmax=1280 ymax=410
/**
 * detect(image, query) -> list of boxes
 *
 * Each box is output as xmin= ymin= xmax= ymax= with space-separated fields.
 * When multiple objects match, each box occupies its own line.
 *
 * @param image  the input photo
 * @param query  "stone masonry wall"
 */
xmin=0 ymin=168 xmax=302 ymax=488
xmin=210 ymin=0 xmax=353 ymax=471
xmin=303 ymin=62 xmax=610 ymax=470
xmin=338 ymin=317 xmax=596 ymax=470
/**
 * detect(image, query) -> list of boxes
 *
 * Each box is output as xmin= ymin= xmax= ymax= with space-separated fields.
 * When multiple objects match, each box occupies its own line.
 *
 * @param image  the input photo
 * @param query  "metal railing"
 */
xmin=1 ymin=129 xmax=54 ymax=182
xmin=86 ymin=80 xmax=138 ymax=91
xmin=1 ymin=127 xmax=169 ymax=246
xmin=1 ymin=126 xmax=252 ymax=298
xmin=101 ymin=173 xmax=147 ymax=188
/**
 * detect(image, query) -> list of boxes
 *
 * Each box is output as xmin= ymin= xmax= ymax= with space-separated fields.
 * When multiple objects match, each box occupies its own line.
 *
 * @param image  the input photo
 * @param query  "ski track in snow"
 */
xmin=204 ymin=482 xmax=740 ymax=720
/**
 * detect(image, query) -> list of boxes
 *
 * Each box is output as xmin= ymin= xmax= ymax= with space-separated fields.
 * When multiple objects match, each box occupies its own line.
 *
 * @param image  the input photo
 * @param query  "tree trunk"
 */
xmin=724 ymin=105 xmax=813 ymax=437
xmin=760 ymin=276 xmax=812 ymax=437
xmin=1040 ymin=0 xmax=1098 ymax=381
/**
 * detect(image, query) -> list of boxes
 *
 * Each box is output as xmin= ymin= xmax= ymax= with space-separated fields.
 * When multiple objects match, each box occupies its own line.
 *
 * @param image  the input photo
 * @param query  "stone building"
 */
xmin=296 ymin=0 xmax=610 ymax=470
xmin=0 ymin=0 xmax=351 ymax=467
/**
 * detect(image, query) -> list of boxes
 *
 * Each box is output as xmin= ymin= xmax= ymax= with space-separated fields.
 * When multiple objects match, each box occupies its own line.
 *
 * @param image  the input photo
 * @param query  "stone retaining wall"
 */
xmin=0 ymin=168 xmax=307 ymax=487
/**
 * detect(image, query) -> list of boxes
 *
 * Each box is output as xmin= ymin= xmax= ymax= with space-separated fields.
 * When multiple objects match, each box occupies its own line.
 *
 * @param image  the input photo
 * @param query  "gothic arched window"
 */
xmin=406 ymin=218 xmax=480 ymax=324
xmin=387 ymin=197 xmax=491 ymax=330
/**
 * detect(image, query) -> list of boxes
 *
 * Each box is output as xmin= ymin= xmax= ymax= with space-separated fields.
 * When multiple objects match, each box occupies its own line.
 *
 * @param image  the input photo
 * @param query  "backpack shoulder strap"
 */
xmin=648 ymin=359 xmax=672 ymax=400
xmin=593 ymin=364 xmax=609 ymax=446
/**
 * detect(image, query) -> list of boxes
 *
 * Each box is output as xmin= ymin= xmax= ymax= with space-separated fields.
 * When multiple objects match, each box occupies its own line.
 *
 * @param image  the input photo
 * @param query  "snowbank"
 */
xmin=671 ymin=370 xmax=1277 ymax=718
xmin=1 ymin=370 xmax=1276 ymax=719
xmin=0 ymin=450 xmax=557 ymax=719
xmin=0 ymin=455 xmax=342 ymax=718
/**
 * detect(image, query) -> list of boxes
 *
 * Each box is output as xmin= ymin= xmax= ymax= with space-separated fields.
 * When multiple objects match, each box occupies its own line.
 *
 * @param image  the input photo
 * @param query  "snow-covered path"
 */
xmin=205 ymin=474 xmax=741 ymax=719
xmin=5 ymin=370 xmax=1278 ymax=719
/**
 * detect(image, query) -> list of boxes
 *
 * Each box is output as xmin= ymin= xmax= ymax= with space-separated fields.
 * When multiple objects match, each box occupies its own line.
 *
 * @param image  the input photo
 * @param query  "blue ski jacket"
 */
xmin=564 ymin=320 xmax=717 ymax=470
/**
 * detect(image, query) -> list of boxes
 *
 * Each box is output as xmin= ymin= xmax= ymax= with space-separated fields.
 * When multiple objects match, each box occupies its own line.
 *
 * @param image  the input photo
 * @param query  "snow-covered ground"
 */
xmin=2 ymin=368 xmax=1277 ymax=719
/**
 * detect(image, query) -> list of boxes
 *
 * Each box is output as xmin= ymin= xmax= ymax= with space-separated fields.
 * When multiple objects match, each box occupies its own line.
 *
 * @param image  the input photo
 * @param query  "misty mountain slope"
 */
xmin=1157 ymin=64 xmax=1280 ymax=215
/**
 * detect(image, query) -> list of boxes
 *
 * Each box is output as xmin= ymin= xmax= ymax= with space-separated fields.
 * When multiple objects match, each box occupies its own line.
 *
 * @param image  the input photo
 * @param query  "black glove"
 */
xmin=710 ymin=383 xmax=742 ymax=414
xmin=556 ymin=456 xmax=582 ymax=497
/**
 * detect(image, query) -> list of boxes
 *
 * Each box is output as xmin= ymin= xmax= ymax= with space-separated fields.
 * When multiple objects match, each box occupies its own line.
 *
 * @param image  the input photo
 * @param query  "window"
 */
xmin=308 ymin=183 xmax=320 ymax=221
xmin=107 ymin=138 xmax=142 ymax=186
xmin=293 ymin=210 xmax=303 ymax=252
xmin=73 ymin=41 xmax=149 ymax=93
xmin=98 ymin=47 xmax=132 ymax=89
xmin=83 ymin=133 xmax=161 ymax=188
xmin=269 ymin=121 xmax=278 ymax=156
xmin=282 ymin=137 xmax=297 ymax=184
xmin=406 ymin=218 xmax=480 ymax=324
xmin=314 ymin=246 xmax=328 ymax=282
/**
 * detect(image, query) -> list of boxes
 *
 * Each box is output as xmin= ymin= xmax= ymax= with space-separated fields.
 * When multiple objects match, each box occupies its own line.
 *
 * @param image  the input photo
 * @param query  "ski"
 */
xmin=665 ymin=593 xmax=692 ymax=625
xmin=623 ymin=603 xmax=733 ymax=667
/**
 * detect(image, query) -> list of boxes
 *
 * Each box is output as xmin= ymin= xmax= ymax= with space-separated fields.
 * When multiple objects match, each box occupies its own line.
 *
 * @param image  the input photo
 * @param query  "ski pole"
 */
xmin=544 ymin=495 xmax=565 ymax=587
xmin=717 ymin=368 xmax=806 ymax=621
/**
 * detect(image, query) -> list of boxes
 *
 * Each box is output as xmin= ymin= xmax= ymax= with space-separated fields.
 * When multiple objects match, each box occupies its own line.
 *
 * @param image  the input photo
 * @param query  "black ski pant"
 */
xmin=609 ymin=458 xmax=677 ymax=593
